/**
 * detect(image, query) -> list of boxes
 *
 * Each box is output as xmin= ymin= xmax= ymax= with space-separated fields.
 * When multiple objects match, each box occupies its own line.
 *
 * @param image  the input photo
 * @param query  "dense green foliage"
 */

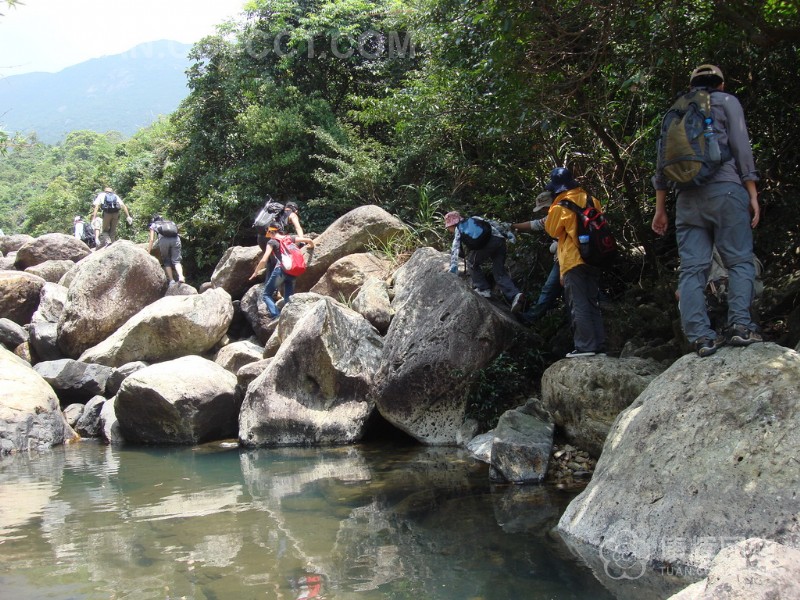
xmin=2 ymin=0 xmax=798 ymax=283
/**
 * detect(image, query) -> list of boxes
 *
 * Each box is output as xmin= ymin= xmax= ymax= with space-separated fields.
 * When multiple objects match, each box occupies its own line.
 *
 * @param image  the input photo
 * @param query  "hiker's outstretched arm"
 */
xmin=250 ymin=247 xmax=273 ymax=279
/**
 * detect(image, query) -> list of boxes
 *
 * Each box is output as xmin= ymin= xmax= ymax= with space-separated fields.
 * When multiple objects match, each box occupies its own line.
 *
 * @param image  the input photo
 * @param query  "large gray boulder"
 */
xmin=74 ymin=396 xmax=107 ymax=438
xmin=669 ymin=538 xmax=800 ymax=600
xmin=239 ymin=296 xmax=383 ymax=447
xmin=29 ymin=321 xmax=64 ymax=362
xmin=0 ymin=233 xmax=34 ymax=255
xmin=78 ymin=288 xmax=233 ymax=367
xmin=294 ymin=205 xmax=407 ymax=292
xmin=0 ymin=346 xmax=77 ymax=455
xmin=25 ymin=259 xmax=76 ymax=283
xmin=309 ymin=252 xmax=392 ymax=301
xmin=100 ymin=398 xmax=124 ymax=445
xmin=0 ymin=317 xmax=28 ymax=350
xmin=29 ymin=282 xmax=69 ymax=362
xmin=487 ymin=401 xmax=554 ymax=483
xmin=14 ymin=233 xmax=90 ymax=270
xmin=57 ymin=241 xmax=168 ymax=357
xmin=541 ymin=356 xmax=666 ymax=457
xmin=0 ymin=270 xmax=46 ymax=325
xmin=0 ymin=252 xmax=16 ymax=270
xmin=558 ymin=343 xmax=800 ymax=574
xmin=31 ymin=281 xmax=68 ymax=324
xmin=210 ymin=245 xmax=262 ymax=300
xmin=371 ymin=247 xmax=529 ymax=445
xmin=262 ymin=292 xmax=329 ymax=358
xmin=105 ymin=361 xmax=148 ymax=396
xmin=214 ymin=339 xmax=264 ymax=374
xmin=351 ymin=276 xmax=394 ymax=335
xmin=240 ymin=282 xmax=273 ymax=344
xmin=115 ymin=355 xmax=239 ymax=444
xmin=33 ymin=359 xmax=115 ymax=405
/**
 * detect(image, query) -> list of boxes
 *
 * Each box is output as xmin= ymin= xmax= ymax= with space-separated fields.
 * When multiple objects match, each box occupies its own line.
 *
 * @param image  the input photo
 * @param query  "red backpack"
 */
xmin=278 ymin=236 xmax=307 ymax=276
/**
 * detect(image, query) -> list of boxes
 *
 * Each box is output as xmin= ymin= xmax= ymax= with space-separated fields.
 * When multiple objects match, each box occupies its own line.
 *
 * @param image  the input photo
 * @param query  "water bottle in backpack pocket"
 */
xmin=558 ymin=193 xmax=618 ymax=268
xmin=656 ymin=88 xmax=729 ymax=188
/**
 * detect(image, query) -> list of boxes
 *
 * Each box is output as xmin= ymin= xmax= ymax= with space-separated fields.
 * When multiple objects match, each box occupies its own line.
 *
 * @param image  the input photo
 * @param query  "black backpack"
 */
xmin=253 ymin=197 xmax=284 ymax=230
xmin=80 ymin=221 xmax=95 ymax=248
xmin=457 ymin=216 xmax=493 ymax=250
xmin=558 ymin=191 xmax=618 ymax=268
xmin=102 ymin=192 xmax=120 ymax=213
xmin=656 ymin=88 xmax=730 ymax=188
xmin=157 ymin=220 xmax=179 ymax=237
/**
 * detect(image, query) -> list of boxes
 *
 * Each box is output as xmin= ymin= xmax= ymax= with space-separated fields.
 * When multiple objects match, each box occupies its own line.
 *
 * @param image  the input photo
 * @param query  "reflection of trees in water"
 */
xmin=0 ymin=442 xmax=609 ymax=599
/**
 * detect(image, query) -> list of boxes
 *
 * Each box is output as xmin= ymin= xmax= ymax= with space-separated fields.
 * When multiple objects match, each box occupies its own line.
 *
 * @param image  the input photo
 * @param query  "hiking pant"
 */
xmin=157 ymin=236 xmax=182 ymax=267
xmin=99 ymin=211 xmax=120 ymax=248
xmin=523 ymin=260 xmax=562 ymax=322
xmin=262 ymin=265 xmax=296 ymax=319
xmin=563 ymin=264 xmax=605 ymax=353
xmin=675 ymin=182 xmax=756 ymax=343
xmin=467 ymin=235 xmax=520 ymax=301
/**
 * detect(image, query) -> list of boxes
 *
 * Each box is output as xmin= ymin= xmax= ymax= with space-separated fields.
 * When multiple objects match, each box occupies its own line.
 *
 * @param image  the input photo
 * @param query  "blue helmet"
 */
xmin=546 ymin=167 xmax=579 ymax=194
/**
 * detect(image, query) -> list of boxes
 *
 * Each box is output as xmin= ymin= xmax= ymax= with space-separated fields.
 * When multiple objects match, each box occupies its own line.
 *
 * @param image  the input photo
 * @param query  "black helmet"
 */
xmin=285 ymin=201 xmax=299 ymax=212
xmin=545 ymin=167 xmax=579 ymax=194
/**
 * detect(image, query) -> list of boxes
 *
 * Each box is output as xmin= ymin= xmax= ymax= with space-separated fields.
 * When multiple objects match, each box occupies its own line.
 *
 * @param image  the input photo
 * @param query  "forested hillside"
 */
xmin=2 ymin=0 xmax=798 ymax=345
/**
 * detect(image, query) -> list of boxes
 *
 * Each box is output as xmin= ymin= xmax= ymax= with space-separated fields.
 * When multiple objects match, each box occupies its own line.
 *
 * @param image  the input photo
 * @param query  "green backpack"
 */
xmin=657 ymin=89 xmax=730 ymax=188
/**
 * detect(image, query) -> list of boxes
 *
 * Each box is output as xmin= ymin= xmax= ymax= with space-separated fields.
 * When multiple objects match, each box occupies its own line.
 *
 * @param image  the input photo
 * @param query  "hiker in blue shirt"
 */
xmin=444 ymin=210 xmax=523 ymax=313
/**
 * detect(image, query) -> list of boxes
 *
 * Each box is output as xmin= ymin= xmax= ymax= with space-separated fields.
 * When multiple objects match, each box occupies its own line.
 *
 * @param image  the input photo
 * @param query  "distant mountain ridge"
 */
xmin=0 ymin=40 xmax=193 ymax=144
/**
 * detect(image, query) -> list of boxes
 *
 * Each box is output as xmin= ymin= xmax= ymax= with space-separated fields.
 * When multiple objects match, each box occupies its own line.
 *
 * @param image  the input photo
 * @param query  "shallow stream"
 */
xmin=0 ymin=440 xmax=631 ymax=599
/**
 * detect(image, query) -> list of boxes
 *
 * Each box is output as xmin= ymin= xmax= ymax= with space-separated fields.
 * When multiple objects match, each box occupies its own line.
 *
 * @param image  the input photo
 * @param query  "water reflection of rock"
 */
xmin=2 ymin=442 xmax=609 ymax=599
xmin=559 ymin=533 xmax=697 ymax=600
xmin=0 ymin=450 xmax=63 ymax=540
xmin=240 ymin=444 xmax=582 ymax=597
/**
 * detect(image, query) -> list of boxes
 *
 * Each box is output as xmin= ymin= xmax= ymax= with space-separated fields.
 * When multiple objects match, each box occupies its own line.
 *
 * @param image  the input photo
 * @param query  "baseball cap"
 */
xmin=444 ymin=211 xmax=462 ymax=228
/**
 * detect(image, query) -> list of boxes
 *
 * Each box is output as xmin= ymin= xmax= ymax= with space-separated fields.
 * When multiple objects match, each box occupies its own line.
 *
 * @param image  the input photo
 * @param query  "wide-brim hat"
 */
xmin=444 ymin=211 xmax=462 ymax=228
xmin=532 ymin=191 xmax=553 ymax=213
xmin=545 ymin=167 xmax=579 ymax=195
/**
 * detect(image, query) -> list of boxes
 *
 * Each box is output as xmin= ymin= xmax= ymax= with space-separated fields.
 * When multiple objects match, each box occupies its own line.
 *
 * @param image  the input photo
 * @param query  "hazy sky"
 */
xmin=0 ymin=0 xmax=246 ymax=76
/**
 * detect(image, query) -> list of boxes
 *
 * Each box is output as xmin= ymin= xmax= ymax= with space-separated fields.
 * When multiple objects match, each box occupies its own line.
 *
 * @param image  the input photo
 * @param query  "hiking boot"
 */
xmin=727 ymin=324 xmax=763 ymax=346
xmin=693 ymin=336 xmax=722 ymax=357
xmin=566 ymin=350 xmax=596 ymax=358
xmin=475 ymin=289 xmax=492 ymax=299
xmin=510 ymin=293 xmax=524 ymax=313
